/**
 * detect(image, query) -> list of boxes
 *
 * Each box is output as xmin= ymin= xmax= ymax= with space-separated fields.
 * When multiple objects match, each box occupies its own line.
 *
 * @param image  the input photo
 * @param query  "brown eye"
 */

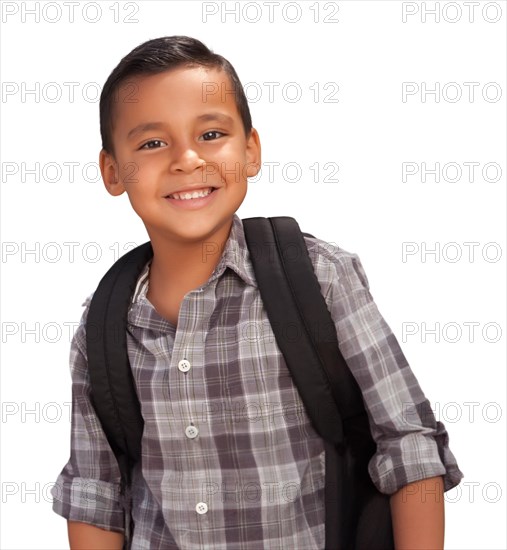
xmin=201 ymin=131 xmax=224 ymax=141
xmin=140 ymin=140 xmax=165 ymax=149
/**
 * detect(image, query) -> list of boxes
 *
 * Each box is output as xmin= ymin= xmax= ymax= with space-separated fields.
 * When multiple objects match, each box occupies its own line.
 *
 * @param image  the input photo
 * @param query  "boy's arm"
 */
xmin=390 ymin=476 xmax=444 ymax=550
xmin=68 ymin=521 xmax=124 ymax=550
xmin=51 ymin=299 xmax=126 ymax=540
xmin=318 ymin=247 xmax=463 ymax=540
xmin=324 ymin=250 xmax=463 ymax=493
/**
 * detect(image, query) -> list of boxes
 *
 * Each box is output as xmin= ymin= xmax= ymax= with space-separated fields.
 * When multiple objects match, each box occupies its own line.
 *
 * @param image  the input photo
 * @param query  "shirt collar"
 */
xmin=131 ymin=213 xmax=258 ymax=305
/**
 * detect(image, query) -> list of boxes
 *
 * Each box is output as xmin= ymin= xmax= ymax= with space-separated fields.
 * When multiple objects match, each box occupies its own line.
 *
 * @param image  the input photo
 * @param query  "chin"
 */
xmin=171 ymin=217 xmax=231 ymax=242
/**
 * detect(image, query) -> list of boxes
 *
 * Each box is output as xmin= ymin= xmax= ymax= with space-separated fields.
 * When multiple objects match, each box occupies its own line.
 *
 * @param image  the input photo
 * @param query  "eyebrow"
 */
xmin=196 ymin=112 xmax=234 ymax=125
xmin=126 ymin=112 xmax=234 ymax=140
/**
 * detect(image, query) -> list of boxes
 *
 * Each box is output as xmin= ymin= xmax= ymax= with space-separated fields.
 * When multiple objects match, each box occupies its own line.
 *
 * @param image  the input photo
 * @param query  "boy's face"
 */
xmin=99 ymin=66 xmax=261 ymax=247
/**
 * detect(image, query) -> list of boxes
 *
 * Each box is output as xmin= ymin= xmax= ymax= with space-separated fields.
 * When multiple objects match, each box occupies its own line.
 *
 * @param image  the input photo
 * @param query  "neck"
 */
xmin=147 ymin=218 xmax=233 ymax=291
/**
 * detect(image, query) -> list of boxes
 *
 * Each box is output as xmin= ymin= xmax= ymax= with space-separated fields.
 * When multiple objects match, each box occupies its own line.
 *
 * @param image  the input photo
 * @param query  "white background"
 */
xmin=1 ymin=1 xmax=505 ymax=548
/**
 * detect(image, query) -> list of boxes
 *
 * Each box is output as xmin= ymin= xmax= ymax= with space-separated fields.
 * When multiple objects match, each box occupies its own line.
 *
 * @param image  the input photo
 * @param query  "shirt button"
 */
xmin=195 ymin=502 xmax=208 ymax=514
xmin=178 ymin=359 xmax=191 ymax=373
xmin=185 ymin=425 xmax=199 ymax=439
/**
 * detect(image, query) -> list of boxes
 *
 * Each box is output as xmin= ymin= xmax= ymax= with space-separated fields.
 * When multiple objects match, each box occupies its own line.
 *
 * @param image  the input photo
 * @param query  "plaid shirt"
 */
xmin=52 ymin=213 xmax=463 ymax=549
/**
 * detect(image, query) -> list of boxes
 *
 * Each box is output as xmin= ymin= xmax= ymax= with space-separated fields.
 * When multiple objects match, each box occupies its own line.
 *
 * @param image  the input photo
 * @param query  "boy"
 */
xmin=52 ymin=36 xmax=463 ymax=549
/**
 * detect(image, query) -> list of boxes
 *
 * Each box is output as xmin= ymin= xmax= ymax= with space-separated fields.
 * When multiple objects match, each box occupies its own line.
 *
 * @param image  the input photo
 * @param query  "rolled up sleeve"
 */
xmin=51 ymin=295 xmax=125 ymax=532
xmin=318 ymin=246 xmax=464 ymax=496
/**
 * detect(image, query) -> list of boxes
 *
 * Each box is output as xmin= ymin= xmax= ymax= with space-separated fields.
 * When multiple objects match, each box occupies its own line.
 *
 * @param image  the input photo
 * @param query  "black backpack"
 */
xmin=85 ymin=216 xmax=394 ymax=550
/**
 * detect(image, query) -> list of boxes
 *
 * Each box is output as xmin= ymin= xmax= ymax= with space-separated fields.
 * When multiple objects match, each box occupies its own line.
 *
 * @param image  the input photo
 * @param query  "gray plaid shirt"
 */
xmin=52 ymin=214 xmax=463 ymax=549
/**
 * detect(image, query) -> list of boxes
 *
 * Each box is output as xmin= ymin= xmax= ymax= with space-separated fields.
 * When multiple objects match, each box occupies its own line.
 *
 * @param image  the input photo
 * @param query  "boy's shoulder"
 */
xmin=301 ymin=232 xmax=370 ymax=294
xmin=237 ymin=215 xmax=366 ymax=290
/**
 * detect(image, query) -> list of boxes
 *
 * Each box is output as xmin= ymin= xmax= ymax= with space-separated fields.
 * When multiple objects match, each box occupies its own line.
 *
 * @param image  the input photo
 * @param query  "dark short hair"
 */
xmin=99 ymin=35 xmax=253 ymax=156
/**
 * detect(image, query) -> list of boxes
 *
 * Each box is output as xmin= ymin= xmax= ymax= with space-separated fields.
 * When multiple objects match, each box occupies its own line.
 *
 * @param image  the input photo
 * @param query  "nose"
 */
xmin=169 ymin=141 xmax=205 ymax=174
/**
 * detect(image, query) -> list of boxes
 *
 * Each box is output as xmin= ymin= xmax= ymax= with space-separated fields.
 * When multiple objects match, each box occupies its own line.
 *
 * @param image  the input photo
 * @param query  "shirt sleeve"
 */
xmin=51 ymin=293 xmax=125 ymax=532
xmin=318 ymin=245 xmax=464 ymax=496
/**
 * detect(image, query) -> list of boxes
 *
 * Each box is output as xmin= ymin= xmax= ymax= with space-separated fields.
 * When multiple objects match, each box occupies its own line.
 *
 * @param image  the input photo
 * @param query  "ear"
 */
xmin=99 ymin=148 xmax=125 ymax=196
xmin=245 ymin=127 xmax=262 ymax=178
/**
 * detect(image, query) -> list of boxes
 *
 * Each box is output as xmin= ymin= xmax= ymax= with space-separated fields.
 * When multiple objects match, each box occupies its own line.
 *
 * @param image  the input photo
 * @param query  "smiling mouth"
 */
xmin=165 ymin=187 xmax=217 ymax=200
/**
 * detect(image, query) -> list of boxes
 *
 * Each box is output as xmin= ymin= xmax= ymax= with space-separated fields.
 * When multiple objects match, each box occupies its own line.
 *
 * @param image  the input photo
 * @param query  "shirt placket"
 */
xmin=168 ymin=283 xmax=213 ymax=544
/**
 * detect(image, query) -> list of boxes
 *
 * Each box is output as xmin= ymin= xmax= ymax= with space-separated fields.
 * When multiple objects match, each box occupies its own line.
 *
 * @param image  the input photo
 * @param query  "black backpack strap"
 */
xmin=242 ymin=216 xmax=369 ymax=439
xmin=242 ymin=216 xmax=392 ymax=550
xmin=244 ymin=216 xmax=344 ymax=443
xmin=86 ymin=241 xmax=153 ymax=492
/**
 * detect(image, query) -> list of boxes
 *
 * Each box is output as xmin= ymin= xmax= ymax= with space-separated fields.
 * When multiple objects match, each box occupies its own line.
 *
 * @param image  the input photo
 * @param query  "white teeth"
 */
xmin=169 ymin=187 xmax=213 ymax=200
